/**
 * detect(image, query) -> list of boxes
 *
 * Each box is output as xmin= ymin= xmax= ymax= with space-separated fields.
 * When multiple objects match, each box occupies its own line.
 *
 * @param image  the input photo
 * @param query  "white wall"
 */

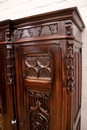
xmin=0 ymin=0 xmax=87 ymax=130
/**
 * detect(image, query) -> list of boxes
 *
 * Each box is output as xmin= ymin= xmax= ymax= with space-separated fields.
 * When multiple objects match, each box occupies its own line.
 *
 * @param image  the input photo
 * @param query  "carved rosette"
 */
xmin=67 ymin=41 xmax=74 ymax=91
xmin=29 ymin=101 xmax=49 ymax=130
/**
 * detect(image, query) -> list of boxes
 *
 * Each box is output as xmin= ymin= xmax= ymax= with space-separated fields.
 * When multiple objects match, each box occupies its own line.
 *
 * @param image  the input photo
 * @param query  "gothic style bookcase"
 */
xmin=0 ymin=7 xmax=85 ymax=130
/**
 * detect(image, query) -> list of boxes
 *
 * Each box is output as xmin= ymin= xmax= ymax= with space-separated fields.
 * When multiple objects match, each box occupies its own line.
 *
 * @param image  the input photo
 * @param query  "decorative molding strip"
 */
xmin=67 ymin=40 xmax=74 ymax=91
xmin=14 ymin=23 xmax=58 ymax=40
xmin=28 ymin=90 xmax=50 ymax=99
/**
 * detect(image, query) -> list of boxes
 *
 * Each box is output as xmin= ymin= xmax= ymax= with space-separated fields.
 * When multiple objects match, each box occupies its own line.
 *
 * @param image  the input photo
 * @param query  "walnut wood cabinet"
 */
xmin=0 ymin=7 xmax=85 ymax=130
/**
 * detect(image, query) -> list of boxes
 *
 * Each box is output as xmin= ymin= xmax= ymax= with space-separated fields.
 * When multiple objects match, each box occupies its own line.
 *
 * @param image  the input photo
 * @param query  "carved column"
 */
xmin=66 ymin=40 xmax=74 ymax=91
xmin=6 ymin=29 xmax=16 ymax=127
xmin=65 ymin=21 xmax=74 ymax=91
xmin=6 ymin=29 xmax=15 ymax=87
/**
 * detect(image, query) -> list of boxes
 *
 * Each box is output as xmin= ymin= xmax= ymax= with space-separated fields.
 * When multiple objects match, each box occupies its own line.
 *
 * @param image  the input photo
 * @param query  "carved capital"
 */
xmin=65 ymin=21 xmax=73 ymax=36
xmin=6 ymin=29 xmax=13 ymax=42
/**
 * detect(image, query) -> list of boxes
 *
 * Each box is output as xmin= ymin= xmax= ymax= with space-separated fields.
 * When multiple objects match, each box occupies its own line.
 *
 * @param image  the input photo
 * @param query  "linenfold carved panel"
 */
xmin=14 ymin=23 xmax=58 ymax=40
xmin=24 ymin=54 xmax=52 ymax=80
xmin=29 ymin=101 xmax=49 ymax=130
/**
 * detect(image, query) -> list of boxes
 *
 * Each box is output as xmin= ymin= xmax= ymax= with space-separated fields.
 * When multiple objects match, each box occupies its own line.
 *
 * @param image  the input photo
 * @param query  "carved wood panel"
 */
xmin=73 ymin=51 xmax=82 ymax=122
xmin=14 ymin=23 xmax=58 ymax=40
xmin=26 ymin=89 xmax=50 ymax=130
xmin=24 ymin=54 xmax=52 ymax=80
xmin=29 ymin=101 xmax=49 ymax=130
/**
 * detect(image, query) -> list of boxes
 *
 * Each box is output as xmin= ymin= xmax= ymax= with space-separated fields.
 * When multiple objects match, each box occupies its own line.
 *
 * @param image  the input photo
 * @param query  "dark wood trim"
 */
xmin=14 ymin=36 xmax=75 ymax=43
xmin=12 ymin=7 xmax=85 ymax=31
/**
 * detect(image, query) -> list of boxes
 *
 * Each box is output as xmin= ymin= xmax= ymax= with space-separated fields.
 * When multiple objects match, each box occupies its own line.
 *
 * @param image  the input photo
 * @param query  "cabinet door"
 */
xmin=15 ymin=43 xmax=62 ymax=130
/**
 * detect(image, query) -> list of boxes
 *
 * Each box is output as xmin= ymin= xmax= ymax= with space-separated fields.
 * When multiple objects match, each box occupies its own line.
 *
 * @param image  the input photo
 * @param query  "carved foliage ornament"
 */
xmin=24 ymin=54 xmax=52 ymax=80
xmin=29 ymin=90 xmax=50 ymax=99
xmin=14 ymin=23 xmax=58 ymax=39
xmin=29 ymin=101 xmax=49 ymax=130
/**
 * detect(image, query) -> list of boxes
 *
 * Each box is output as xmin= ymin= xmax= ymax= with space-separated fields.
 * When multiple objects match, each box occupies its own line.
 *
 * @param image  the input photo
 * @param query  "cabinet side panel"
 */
xmin=73 ymin=47 xmax=82 ymax=130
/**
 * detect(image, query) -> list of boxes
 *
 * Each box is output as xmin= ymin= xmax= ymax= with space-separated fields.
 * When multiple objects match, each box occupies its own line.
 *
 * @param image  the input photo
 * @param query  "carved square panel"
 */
xmin=24 ymin=54 xmax=52 ymax=80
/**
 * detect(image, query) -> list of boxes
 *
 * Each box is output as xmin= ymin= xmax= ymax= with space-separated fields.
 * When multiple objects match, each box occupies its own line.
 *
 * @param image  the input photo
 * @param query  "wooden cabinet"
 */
xmin=0 ymin=7 xmax=85 ymax=130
